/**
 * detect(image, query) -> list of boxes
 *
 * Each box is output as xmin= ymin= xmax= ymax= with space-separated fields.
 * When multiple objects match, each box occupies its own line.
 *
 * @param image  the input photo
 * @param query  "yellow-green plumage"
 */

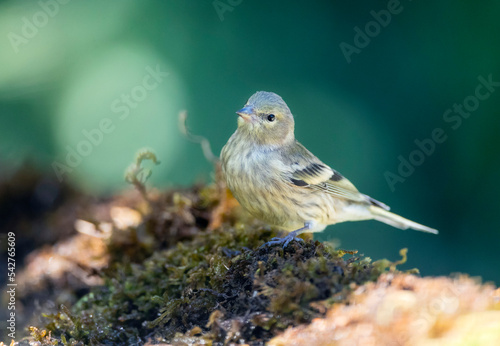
xmin=221 ymin=91 xmax=438 ymax=236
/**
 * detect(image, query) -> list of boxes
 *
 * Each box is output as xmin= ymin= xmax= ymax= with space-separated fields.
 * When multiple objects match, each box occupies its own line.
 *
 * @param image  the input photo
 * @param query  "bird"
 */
xmin=220 ymin=91 xmax=438 ymax=246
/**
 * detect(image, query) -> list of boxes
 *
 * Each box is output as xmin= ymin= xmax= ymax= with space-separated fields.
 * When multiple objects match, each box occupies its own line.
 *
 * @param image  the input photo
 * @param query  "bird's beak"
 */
xmin=236 ymin=105 xmax=255 ymax=122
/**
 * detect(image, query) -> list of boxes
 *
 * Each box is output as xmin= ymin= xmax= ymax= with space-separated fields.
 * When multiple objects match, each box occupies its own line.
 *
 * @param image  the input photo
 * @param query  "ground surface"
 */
xmin=1 ymin=166 xmax=499 ymax=345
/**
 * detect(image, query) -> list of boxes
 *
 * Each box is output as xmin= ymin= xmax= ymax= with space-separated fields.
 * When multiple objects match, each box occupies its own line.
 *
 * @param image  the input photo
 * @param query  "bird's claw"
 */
xmin=260 ymin=234 xmax=304 ymax=249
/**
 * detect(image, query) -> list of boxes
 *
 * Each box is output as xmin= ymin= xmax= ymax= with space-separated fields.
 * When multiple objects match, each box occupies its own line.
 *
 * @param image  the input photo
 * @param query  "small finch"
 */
xmin=221 ymin=91 xmax=438 ymax=246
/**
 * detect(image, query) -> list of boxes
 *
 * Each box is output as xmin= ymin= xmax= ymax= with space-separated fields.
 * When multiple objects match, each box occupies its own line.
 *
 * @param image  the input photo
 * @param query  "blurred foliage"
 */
xmin=1 ymin=0 xmax=499 ymax=285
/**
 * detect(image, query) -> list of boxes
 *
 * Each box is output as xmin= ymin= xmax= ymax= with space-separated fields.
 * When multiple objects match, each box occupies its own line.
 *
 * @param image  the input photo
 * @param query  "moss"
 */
xmin=28 ymin=327 xmax=58 ymax=345
xmin=41 ymin=209 xmax=402 ymax=344
xmin=23 ymin=156 xmax=406 ymax=344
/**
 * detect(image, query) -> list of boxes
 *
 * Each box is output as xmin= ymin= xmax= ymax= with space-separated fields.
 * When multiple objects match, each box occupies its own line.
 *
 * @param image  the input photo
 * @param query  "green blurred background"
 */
xmin=1 ymin=0 xmax=499 ymax=283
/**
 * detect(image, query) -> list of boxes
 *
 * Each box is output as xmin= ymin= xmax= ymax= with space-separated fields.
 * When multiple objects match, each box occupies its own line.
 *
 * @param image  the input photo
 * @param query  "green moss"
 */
xmin=42 ymin=231 xmax=402 ymax=344
xmin=29 ymin=326 xmax=59 ymax=345
xmin=38 ymin=180 xmax=409 ymax=345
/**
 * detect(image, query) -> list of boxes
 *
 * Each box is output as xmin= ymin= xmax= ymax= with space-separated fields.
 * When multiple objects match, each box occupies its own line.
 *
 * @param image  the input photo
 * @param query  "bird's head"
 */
xmin=235 ymin=91 xmax=295 ymax=146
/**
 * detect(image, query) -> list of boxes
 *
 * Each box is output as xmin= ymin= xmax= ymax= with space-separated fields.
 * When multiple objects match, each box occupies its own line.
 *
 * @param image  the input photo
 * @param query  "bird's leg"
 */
xmin=260 ymin=222 xmax=313 ymax=248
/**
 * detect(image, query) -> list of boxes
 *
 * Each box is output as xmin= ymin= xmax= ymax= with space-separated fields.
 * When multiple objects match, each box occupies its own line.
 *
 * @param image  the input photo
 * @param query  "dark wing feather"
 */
xmin=285 ymin=142 xmax=390 ymax=210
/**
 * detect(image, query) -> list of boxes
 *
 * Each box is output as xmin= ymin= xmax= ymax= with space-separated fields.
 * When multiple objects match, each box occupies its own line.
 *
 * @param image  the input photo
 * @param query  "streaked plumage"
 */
xmin=221 ymin=91 xmax=438 ymax=237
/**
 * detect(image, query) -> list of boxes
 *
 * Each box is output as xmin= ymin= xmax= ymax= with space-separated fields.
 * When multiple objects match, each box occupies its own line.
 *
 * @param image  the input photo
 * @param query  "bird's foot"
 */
xmin=260 ymin=231 xmax=304 ymax=249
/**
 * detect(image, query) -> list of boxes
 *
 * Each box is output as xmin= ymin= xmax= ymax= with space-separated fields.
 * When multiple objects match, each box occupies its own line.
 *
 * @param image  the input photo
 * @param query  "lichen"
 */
xmin=269 ymin=273 xmax=500 ymax=346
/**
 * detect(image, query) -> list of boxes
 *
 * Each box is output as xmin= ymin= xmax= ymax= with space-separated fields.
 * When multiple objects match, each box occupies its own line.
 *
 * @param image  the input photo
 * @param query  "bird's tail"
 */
xmin=369 ymin=206 xmax=438 ymax=234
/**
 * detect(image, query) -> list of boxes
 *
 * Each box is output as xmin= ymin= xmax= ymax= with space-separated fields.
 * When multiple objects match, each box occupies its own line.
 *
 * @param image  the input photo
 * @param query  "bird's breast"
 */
xmin=221 ymin=134 xmax=340 ymax=231
xmin=222 ymin=137 xmax=288 ymax=221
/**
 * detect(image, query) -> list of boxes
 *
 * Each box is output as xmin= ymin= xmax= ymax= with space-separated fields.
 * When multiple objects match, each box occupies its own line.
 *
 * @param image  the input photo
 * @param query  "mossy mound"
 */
xmin=40 ymin=223 xmax=391 ymax=345
xmin=8 ymin=159 xmax=401 ymax=345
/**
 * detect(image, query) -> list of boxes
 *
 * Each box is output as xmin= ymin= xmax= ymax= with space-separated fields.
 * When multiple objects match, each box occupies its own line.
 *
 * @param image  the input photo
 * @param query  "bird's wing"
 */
xmin=285 ymin=142 xmax=390 ymax=210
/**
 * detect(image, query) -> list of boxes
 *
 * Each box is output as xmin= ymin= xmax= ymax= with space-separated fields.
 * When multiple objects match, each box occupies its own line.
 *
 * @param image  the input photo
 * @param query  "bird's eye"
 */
xmin=267 ymin=114 xmax=276 ymax=122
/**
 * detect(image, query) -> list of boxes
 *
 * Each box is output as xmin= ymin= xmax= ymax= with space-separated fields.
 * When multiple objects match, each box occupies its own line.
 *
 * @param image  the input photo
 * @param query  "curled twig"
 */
xmin=124 ymin=149 xmax=160 ymax=201
xmin=179 ymin=110 xmax=219 ymax=164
